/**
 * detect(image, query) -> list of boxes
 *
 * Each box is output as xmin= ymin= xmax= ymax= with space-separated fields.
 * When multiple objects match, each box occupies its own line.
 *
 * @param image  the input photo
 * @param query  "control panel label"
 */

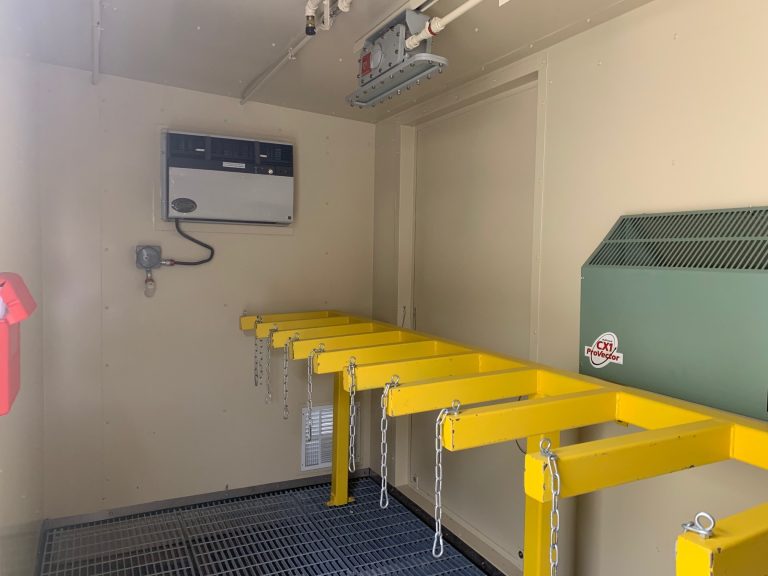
xmin=361 ymin=52 xmax=372 ymax=76
xmin=585 ymin=332 xmax=624 ymax=369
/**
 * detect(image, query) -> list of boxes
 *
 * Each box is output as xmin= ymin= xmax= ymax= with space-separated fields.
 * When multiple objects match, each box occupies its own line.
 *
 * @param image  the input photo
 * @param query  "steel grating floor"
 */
xmin=40 ymin=478 xmax=489 ymax=576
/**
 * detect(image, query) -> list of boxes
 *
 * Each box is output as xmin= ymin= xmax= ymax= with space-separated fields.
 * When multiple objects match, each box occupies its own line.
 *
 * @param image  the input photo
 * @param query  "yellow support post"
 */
xmin=386 ymin=369 xmax=538 ymax=416
xmin=675 ymin=503 xmax=768 ymax=576
xmin=327 ymin=372 xmax=353 ymax=507
xmin=525 ymin=421 xmax=732 ymax=502
xmin=442 ymin=391 xmax=618 ymax=451
xmin=524 ymin=433 xmax=560 ymax=576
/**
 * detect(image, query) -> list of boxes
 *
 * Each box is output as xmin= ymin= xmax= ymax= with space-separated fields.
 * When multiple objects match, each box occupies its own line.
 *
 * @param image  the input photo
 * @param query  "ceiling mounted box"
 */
xmin=580 ymin=207 xmax=768 ymax=422
xmin=162 ymin=131 xmax=294 ymax=225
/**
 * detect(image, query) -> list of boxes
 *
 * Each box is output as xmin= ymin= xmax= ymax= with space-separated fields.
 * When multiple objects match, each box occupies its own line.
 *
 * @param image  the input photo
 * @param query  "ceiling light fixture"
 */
xmin=346 ymin=0 xmax=494 ymax=109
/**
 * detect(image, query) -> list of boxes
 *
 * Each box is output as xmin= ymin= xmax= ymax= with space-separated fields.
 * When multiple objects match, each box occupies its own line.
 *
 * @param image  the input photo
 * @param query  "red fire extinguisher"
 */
xmin=0 ymin=273 xmax=37 ymax=415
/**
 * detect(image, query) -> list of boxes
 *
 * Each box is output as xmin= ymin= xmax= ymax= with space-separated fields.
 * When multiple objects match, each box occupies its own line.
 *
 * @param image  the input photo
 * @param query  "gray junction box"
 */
xmin=580 ymin=206 xmax=768 ymax=422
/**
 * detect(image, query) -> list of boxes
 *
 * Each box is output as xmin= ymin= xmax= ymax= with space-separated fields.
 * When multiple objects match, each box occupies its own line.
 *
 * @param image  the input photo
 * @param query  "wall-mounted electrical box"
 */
xmin=162 ymin=131 xmax=294 ymax=225
xmin=580 ymin=206 xmax=768 ymax=422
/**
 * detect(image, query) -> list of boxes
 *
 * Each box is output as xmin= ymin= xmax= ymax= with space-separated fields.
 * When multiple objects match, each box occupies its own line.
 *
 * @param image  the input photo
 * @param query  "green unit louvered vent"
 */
xmin=587 ymin=207 xmax=768 ymax=270
xmin=581 ymin=206 xmax=768 ymax=422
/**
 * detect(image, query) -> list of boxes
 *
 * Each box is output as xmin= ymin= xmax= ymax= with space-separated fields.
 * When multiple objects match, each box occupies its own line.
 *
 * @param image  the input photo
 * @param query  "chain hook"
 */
xmin=379 ymin=375 xmax=400 ymax=509
xmin=682 ymin=512 xmax=716 ymax=539
xmin=432 ymin=399 xmax=461 ymax=558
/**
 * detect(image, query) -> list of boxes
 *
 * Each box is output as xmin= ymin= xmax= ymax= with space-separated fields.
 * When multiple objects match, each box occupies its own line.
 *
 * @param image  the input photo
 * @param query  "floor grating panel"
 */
xmin=41 ymin=478 xmax=488 ymax=576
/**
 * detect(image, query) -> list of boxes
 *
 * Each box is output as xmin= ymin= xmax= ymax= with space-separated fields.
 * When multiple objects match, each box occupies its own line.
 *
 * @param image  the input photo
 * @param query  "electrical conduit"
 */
xmin=405 ymin=0 xmax=486 ymax=49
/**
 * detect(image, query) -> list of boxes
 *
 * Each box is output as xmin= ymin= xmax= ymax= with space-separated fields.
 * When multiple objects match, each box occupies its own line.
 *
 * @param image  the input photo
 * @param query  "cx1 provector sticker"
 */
xmin=584 ymin=332 xmax=624 ymax=369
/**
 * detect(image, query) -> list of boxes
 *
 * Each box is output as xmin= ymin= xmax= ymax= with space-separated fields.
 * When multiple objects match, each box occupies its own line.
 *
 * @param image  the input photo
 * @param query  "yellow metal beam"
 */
xmin=616 ymin=393 xmax=711 ymax=430
xmin=271 ymin=323 xmax=385 ymax=349
xmin=537 ymin=370 xmax=605 ymax=397
xmin=255 ymin=316 xmax=358 ymax=339
xmin=344 ymin=353 xmax=527 ymax=391
xmin=314 ymin=341 xmax=470 ymax=374
xmin=343 ymin=353 xmax=480 ymax=391
xmin=675 ymin=503 xmax=768 ymax=576
xmin=327 ymin=373 xmax=353 ymax=507
xmin=240 ymin=310 xmax=339 ymax=331
xmin=731 ymin=424 xmax=768 ymax=470
xmin=525 ymin=420 xmax=732 ymax=502
xmin=443 ymin=391 xmax=618 ymax=451
xmin=386 ymin=369 xmax=538 ymax=417
xmin=291 ymin=330 xmax=424 ymax=359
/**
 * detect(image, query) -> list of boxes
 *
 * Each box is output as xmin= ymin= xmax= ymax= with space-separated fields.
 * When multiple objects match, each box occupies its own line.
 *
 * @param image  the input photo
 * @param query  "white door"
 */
xmin=410 ymin=84 xmax=538 ymax=565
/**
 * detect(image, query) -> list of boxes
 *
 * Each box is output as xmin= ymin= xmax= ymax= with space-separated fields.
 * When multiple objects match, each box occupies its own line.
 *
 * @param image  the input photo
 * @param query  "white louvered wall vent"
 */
xmin=301 ymin=404 xmax=361 ymax=471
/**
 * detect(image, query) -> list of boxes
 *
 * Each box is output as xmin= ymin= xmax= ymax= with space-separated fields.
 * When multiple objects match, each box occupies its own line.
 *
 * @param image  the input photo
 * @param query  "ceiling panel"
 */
xmin=0 ymin=0 xmax=655 ymax=122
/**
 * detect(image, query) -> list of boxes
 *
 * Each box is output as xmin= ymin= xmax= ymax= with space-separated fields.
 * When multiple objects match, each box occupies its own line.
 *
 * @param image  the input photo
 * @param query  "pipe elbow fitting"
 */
xmin=405 ymin=18 xmax=443 ymax=50
xmin=338 ymin=0 xmax=352 ymax=12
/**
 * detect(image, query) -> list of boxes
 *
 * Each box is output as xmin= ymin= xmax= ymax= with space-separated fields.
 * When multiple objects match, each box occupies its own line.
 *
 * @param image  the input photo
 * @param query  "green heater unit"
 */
xmin=580 ymin=206 xmax=768 ymax=422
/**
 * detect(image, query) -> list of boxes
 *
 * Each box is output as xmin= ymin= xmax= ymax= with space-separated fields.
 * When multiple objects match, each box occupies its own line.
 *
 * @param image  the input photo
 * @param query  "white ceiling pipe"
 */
xmin=305 ymin=0 xmax=323 ymax=16
xmin=320 ymin=0 xmax=332 ymax=31
xmin=306 ymin=0 xmax=345 ymax=34
xmin=240 ymin=35 xmax=313 ymax=104
xmin=244 ymin=0 xmax=348 ymax=102
xmin=405 ymin=0 xmax=487 ymax=50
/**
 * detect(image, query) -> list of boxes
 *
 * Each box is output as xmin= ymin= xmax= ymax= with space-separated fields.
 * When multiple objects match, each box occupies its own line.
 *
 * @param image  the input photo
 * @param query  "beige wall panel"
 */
xmin=39 ymin=63 xmax=106 ymax=518
xmin=539 ymin=0 xmax=768 ymax=573
xmin=409 ymin=86 xmax=538 ymax=572
xmin=39 ymin=64 xmax=375 ymax=517
xmin=372 ymin=122 xmax=401 ymax=325
xmin=0 ymin=57 xmax=44 ymax=575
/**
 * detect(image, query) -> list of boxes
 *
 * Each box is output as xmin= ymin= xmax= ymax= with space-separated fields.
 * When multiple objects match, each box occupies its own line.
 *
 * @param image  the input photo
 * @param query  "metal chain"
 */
xmin=347 ymin=358 xmax=358 ymax=473
xmin=432 ymin=399 xmax=461 ymax=558
xmin=540 ymin=438 xmax=561 ymax=576
xmin=379 ymin=375 xmax=400 ymax=509
xmin=264 ymin=328 xmax=276 ymax=393
xmin=281 ymin=334 xmax=298 ymax=418
xmin=305 ymin=345 xmax=325 ymax=441
xmin=253 ymin=336 xmax=261 ymax=387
